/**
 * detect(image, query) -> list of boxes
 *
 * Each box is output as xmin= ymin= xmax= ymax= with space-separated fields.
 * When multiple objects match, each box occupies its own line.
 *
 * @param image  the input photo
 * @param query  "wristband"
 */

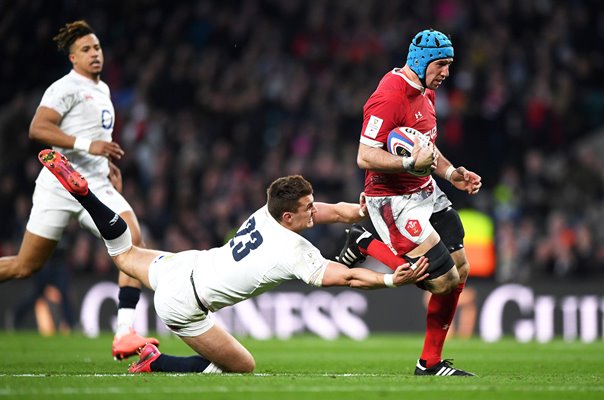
xmin=383 ymin=273 xmax=396 ymax=288
xmin=402 ymin=156 xmax=415 ymax=171
xmin=445 ymin=165 xmax=455 ymax=182
xmin=73 ymin=137 xmax=92 ymax=153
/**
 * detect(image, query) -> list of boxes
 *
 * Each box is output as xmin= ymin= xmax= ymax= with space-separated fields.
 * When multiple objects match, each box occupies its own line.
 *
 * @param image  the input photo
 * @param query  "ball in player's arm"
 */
xmin=352 ymin=29 xmax=481 ymax=376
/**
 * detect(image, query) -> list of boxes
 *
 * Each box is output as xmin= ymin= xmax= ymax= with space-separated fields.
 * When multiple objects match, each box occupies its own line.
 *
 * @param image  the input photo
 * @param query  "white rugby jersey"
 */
xmin=36 ymin=69 xmax=114 ymax=190
xmin=193 ymin=205 xmax=329 ymax=311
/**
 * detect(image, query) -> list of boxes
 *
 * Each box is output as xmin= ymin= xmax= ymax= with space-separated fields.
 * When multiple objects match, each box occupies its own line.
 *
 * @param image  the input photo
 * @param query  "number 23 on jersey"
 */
xmin=229 ymin=217 xmax=264 ymax=261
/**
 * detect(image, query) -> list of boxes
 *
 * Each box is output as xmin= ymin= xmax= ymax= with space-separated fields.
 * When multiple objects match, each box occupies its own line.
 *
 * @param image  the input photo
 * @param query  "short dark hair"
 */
xmin=53 ymin=20 xmax=95 ymax=54
xmin=267 ymin=175 xmax=313 ymax=221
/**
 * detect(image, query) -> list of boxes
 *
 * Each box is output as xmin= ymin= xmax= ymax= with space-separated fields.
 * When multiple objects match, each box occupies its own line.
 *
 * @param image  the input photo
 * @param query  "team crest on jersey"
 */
xmin=363 ymin=115 xmax=383 ymax=139
xmin=303 ymin=251 xmax=322 ymax=269
xmin=405 ymin=219 xmax=422 ymax=237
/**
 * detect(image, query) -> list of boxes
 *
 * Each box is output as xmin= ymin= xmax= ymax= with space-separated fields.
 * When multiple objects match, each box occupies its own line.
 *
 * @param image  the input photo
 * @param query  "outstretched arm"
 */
xmin=313 ymin=193 xmax=368 ymax=225
xmin=321 ymin=257 xmax=429 ymax=289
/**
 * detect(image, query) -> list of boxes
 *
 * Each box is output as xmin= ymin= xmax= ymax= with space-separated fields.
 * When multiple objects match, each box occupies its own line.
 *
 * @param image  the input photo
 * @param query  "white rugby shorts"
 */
xmin=26 ymin=177 xmax=133 ymax=241
xmin=432 ymin=181 xmax=453 ymax=213
xmin=148 ymin=251 xmax=215 ymax=337
xmin=365 ymin=188 xmax=436 ymax=255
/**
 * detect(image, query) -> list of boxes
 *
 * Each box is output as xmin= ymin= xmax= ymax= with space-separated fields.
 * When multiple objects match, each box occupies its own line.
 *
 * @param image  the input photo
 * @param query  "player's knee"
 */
xmin=13 ymin=260 xmax=44 ymax=279
xmin=456 ymin=257 xmax=470 ymax=282
xmin=112 ymin=253 xmax=127 ymax=269
xmin=242 ymin=357 xmax=256 ymax=373
xmin=112 ymin=252 xmax=135 ymax=277
xmin=231 ymin=355 xmax=256 ymax=373
xmin=424 ymin=268 xmax=460 ymax=295
xmin=433 ymin=275 xmax=460 ymax=295
xmin=14 ymin=268 xmax=35 ymax=279
xmin=408 ymin=240 xmax=455 ymax=291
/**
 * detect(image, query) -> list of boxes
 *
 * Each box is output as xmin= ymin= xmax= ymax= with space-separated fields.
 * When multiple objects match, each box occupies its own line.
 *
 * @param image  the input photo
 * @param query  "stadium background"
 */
xmin=1 ymin=0 xmax=603 ymax=342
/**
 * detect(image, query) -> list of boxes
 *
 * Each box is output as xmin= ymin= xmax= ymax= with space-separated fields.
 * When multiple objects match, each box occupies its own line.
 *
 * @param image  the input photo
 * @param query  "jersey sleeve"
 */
xmin=289 ymin=240 xmax=330 ymax=287
xmin=360 ymin=95 xmax=406 ymax=148
xmin=39 ymin=81 xmax=78 ymax=117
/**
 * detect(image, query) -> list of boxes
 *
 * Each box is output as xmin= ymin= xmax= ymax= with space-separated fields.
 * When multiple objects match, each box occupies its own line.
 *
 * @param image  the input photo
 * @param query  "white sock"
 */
xmin=115 ymin=308 xmax=136 ymax=338
xmin=104 ymin=228 xmax=132 ymax=256
xmin=202 ymin=363 xmax=223 ymax=374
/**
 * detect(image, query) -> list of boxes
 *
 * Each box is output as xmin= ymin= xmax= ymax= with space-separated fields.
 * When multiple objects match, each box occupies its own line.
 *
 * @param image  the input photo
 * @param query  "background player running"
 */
xmin=0 ymin=20 xmax=157 ymax=360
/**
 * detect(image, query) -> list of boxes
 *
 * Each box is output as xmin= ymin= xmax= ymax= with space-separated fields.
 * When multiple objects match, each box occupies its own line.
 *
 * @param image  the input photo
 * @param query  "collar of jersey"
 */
xmin=391 ymin=68 xmax=425 ymax=94
xmin=69 ymin=69 xmax=101 ymax=86
xmin=261 ymin=205 xmax=311 ymax=242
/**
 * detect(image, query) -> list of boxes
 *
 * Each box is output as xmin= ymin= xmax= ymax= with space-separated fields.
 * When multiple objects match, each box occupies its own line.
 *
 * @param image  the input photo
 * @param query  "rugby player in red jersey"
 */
xmin=340 ymin=29 xmax=481 ymax=376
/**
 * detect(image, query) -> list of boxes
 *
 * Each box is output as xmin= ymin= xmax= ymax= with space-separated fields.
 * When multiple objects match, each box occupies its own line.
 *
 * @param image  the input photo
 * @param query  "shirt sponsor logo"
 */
xmin=363 ymin=115 xmax=383 ymax=139
xmin=101 ymin=109 xmax=114 ymax=129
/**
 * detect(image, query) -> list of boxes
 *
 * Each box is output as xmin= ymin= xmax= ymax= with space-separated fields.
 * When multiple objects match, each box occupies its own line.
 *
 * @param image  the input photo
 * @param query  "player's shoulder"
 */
xmin=45 ymin=71 xmax=70 ymax=89
xmin=46 ymin=71 xmax=84 ymax=93
xmin=370 ymin=69 xmax=411 ymax=101
xmin=377 ymin=69 xmax=405 ymax=89
xmin=40 ymin=74 xmax=77 ymax=103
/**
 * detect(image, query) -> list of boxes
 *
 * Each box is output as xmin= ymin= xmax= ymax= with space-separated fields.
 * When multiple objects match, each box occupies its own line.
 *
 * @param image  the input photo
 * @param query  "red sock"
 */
xmin=421 ymin=282 xmax=464 ymax=368
xmin=360 ymin=239 xmax=406 ymax=271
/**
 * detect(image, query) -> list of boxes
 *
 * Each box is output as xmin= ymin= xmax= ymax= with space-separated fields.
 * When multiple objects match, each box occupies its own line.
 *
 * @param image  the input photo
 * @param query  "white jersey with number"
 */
xmin=35 ymin=69 xmax=114 ymax=191
xmin=191 ymin=205 xmax=329 ymax=311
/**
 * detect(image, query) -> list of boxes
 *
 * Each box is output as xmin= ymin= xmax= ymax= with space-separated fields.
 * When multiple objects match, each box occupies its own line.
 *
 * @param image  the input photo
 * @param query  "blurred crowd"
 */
xmin=1 ymin=0 xmax=604 ymax=283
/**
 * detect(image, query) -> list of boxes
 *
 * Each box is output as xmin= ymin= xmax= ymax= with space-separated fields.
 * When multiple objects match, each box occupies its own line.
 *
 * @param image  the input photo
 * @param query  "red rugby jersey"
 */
xmin=359 ymin=68 xmax=438 ymax=196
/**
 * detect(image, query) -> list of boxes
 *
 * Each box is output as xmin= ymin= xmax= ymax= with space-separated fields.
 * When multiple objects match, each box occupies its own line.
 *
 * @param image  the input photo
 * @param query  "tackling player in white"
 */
xmin=38 ymin=149 xmax=429 ymax=373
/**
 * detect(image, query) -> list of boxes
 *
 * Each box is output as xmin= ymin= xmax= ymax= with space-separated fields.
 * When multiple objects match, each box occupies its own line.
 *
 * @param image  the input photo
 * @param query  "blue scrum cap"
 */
xmin=406 ymin=29 xmax=454 ymax=84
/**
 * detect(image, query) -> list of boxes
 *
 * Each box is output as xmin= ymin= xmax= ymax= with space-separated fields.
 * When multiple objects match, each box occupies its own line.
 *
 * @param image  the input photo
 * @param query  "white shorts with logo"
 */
xmin=366 ymin=186 xmax=436 ymax=255
xmin=26 ymin=175 xmax=133 ymax=241
xmin=148 ymin=250 xmax=214 ymax=337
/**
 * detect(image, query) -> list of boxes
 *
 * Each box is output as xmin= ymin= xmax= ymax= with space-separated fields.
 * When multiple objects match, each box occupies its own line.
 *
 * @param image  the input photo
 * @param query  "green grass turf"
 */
xmin=0 ymin=332 xmax=602 ymax=400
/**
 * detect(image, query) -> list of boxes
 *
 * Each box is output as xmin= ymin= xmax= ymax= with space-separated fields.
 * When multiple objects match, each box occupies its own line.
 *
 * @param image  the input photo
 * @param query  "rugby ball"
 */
xmin=386 ymin=127 xmax=431 ymax=177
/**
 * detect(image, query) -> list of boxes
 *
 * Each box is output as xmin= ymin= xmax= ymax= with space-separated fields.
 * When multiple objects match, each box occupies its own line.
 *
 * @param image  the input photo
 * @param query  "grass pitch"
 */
xmin=0 ymin=332 xmax=602 ymax=400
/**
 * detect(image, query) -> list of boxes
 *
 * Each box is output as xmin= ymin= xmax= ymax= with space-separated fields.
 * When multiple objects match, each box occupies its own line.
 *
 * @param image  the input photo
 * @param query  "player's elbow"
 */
xmin=28 ymin=121 xmax=45 ymax=142
xmin=28 ymin=125 xmax=39 ymax=141
xmin=357 ymin=153 xmax=370 ymax=170
xmin=321 ymin=269 xmax=355 ymax=288
xmin=342 ymin=271 xmax=372 ymax=289
xmin=357 ymin=145 xmax=376 ymax=170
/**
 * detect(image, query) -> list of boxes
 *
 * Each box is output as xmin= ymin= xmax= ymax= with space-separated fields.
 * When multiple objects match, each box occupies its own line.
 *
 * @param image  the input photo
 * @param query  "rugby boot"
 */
xmin=38 ymin=149 xmax=89 ymax=196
